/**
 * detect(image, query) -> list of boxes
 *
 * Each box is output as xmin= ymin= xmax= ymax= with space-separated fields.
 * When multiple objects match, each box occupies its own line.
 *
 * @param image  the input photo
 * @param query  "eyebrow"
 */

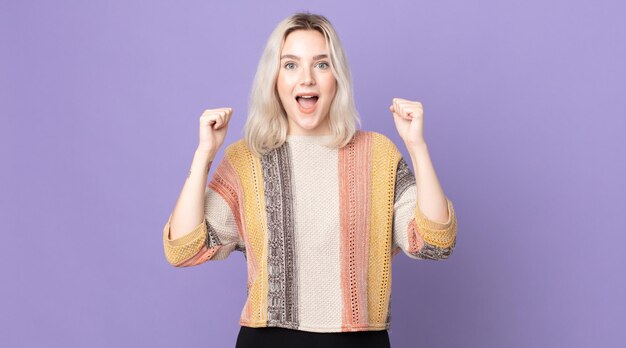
xmin=280 ymin=54 xmax=329 ymax=60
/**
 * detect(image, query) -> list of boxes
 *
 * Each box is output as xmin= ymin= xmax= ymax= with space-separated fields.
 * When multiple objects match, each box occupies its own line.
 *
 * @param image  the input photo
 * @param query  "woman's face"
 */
xmin=276 ymin=29 xmax=337 ymax=136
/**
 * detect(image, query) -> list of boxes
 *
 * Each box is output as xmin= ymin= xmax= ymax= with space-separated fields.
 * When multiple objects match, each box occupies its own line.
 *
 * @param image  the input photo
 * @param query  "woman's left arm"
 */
xmin=390 ymin=97 xmax=448 ymax=223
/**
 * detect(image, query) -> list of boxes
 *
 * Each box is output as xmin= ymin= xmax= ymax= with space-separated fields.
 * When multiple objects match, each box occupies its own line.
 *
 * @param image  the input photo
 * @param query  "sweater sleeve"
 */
xmin=162 ymin=158 xmax=245 ymax=267
xmin=391 ymin=156 xmax=457 ymax=260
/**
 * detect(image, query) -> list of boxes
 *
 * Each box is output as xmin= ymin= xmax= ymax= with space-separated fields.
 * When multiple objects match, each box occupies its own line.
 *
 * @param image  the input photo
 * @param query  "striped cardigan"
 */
xmin=162 ymin=130 xmax=457 ymax=333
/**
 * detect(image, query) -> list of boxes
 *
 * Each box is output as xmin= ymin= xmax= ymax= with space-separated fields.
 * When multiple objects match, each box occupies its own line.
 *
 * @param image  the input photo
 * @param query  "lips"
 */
xmin=295 ymin=93 xmax=319 ymax=113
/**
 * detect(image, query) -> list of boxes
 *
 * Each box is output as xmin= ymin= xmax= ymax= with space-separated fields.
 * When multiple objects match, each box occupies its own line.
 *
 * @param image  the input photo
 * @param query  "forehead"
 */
xmin=281 ymin=29 xmax=327 ymax=55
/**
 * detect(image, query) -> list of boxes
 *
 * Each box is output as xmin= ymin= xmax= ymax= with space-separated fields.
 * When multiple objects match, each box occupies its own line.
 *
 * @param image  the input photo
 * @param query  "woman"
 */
xmin=163 ymin=12 xmax=457 ymax=348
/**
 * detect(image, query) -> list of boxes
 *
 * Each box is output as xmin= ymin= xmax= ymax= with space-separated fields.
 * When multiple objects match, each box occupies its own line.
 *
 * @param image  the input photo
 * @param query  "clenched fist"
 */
xmin=389 ymin=98 xmax=425 ymax=146
xmin=197 ymin=107 xmax=233 ymax=156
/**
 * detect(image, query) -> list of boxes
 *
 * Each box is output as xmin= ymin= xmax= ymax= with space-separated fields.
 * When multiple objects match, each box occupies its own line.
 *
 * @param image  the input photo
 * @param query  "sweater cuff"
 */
xmin=414 ymin=198 xmax=456 ymax=249
xmin=163 ymin=214 xmax=208 ymax=265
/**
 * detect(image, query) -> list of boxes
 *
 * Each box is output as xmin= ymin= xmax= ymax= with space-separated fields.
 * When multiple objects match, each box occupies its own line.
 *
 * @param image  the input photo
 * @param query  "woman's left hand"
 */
xmin=389 ymin=97 xmax=426 ymax=146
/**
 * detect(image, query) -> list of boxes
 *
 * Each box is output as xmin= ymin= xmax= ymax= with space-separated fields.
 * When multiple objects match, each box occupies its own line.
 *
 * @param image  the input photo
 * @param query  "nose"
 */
xmin=300 ymin=66 xmax=315 ymax=86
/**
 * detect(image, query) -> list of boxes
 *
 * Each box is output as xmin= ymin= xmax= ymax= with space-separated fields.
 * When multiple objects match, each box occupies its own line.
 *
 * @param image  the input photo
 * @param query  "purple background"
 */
xmin=2 ymin=0 xmax=625 ymax=347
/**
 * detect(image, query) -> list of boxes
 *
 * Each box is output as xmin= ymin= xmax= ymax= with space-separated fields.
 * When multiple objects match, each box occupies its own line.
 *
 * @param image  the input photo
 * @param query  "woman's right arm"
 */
xmin=167 ymin=108 xmax=233 ymax=241
xmin=168 ymin=148 xmax=214 ymax=240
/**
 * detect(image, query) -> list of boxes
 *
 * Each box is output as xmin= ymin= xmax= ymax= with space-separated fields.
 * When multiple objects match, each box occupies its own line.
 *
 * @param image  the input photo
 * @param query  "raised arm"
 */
xmin=163 ymin=107 xmax=241 ymax=267
xmin=390 ymin=98 xmax=457 ymax=260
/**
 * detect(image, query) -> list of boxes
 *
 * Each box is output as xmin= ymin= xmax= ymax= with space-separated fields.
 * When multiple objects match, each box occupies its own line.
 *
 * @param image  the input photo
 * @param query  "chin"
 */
xmin=299 ymin=119 xmax=328 ymax=133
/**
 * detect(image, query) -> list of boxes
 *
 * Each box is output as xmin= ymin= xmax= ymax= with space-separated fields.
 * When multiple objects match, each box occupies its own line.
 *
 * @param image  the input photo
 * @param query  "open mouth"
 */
xmin=295 ymin=95 xmax=319 ymax=110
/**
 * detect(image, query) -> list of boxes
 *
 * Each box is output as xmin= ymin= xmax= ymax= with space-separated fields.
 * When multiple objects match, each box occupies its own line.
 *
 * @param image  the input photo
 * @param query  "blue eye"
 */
xmin=284 ymin=62 xmax=296 ymax=69
xmin=316 ymin=62 xmax=330 ymax=69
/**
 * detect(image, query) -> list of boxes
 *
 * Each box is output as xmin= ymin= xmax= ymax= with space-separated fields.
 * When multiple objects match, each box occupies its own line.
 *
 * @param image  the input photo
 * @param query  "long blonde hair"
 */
xmin=243 ymin=12 xmax=360 ymax=157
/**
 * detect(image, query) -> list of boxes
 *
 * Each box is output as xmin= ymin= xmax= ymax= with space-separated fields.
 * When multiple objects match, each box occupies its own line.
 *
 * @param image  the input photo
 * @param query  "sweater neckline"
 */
xmin=286 ymin=134 xmax=334 ymax=144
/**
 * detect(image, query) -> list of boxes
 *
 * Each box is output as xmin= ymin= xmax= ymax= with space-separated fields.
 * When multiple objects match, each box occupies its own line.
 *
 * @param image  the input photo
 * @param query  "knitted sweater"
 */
xmin=162 ymin=130 xmax=457 ymax=333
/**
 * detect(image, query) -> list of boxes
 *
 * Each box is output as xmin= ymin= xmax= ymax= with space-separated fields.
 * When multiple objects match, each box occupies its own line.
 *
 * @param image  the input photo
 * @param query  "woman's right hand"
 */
xmin=197 ymin=107 xmax=233 ymax=158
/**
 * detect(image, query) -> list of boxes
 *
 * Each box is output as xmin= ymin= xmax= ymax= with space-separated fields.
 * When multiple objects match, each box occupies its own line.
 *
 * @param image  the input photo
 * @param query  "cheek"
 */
xmin=277 ymin=74 xmax=295 ymax=96
xmin=276 ymin=73 xmax=284 ymax=90
xmin=276 ymin=76 xmax=289 ymax=100
xmin=322 ymin=76 xmax=337 ymax=100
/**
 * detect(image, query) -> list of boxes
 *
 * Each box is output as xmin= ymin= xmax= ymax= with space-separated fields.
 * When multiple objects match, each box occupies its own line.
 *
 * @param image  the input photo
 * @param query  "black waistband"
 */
xmin=236 ymin=326 xmax=391 ymax=348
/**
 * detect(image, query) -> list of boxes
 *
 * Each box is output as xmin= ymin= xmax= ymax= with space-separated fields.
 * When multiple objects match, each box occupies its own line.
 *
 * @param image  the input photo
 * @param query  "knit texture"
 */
xmin=162 ymin=130 xmax=457 ymax=333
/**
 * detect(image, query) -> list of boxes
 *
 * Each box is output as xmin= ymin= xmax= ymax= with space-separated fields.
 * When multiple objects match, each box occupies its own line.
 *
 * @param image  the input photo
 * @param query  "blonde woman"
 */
xmin=163 ymin=12 xmax=457 ymax=348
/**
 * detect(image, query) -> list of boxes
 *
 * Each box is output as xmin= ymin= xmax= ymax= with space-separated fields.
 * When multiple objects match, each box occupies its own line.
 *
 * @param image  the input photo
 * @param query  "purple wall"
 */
xmin=3 ymin=0 xmax=625 ymax=347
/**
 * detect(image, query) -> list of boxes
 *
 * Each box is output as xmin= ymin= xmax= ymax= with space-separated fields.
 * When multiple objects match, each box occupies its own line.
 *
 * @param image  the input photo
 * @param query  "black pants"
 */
xmin=235 ymin=326 xmax=391 ymax=348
